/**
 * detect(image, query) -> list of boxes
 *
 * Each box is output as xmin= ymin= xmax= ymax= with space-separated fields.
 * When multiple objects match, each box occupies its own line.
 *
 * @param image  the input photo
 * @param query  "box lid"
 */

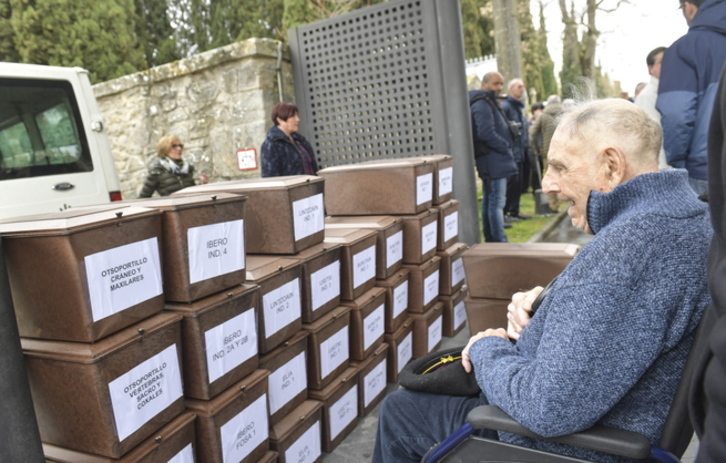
xmin=258 ymin=330 xmax=310 ymax=365
xmin=185 ymin=369 xmax=269 ymax=415
xmin=20 ymin=312 xmax=183 ymax=363
xmin=290 ymin=241 xmax=342 ymax=261
xmin=0 ymin=206 xmax=161 ymax=237
xmin=440 ymin=242 xmax=469 ymax=258
xmin=319 ymin=158 xmax=434 ymax=172
xmin=130 ymin=192 xmax=246 ymax=211
xmin=246 ymin=255 xmax=301 ymax=281
xmin=307 ymin=365 xmax=358 ymax=399
xmin=269 ymin=399 xmax=324 ymax=442
xmin=302 ymin=305 xmax=351 ymax=333
xmin=463 ymin=242 xmax=581 ymax=258
xmin=341 ymin=286 xmax=386 ymax=311
xmin=325 ymin=215 xmax=403 ymax=231
xmin=174 ymin=175 xmax=323 ymax=195
xmin=164 ymin=283 xmax=258 ymax=317
xmin=323 ymin=227 xmax=377 ymax=245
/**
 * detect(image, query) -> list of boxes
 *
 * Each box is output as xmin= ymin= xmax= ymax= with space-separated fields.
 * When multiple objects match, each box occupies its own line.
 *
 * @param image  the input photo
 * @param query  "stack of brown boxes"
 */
xmin=178 ymin=176 xmax=347 ymax=459
xmin=319 ymin=154 xmax=467 ymax=388
xmin=0 ymin=197 xmax=259 ymax=462
xmin=461 ymin=243 xmax=581 ymax=335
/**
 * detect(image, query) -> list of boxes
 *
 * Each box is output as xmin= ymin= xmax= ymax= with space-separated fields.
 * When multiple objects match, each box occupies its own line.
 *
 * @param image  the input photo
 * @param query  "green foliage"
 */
xmin=518 ymin=0 xmax=556 ymax=104
xmin=0 ymin=0 xmax=20 ymax=62
xmin=461 ymin=0 xmax=494 ymax=59
xmin=135 ymin=0 xmax=180 ymax=68
xmin=6 ymin=0 xmax=146 ymax=82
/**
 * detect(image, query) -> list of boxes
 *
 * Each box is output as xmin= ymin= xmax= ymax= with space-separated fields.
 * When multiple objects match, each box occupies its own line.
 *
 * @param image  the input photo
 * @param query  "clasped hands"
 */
xmin=461 ymin=286 xmax=543 ymax=373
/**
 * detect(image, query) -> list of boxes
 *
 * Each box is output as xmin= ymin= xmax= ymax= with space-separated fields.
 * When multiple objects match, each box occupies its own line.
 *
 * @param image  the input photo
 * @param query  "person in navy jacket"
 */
xmin=656 ymin=0 xmax=726 ymax=195
xmin=261 ymin=102 xmax=318 ymax=177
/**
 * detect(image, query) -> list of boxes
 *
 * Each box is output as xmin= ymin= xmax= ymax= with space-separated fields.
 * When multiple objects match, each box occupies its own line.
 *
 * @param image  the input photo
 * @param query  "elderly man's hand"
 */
xmin=461 ymin=328 xmax=508 ymax=373
xmin=507 ymin=286 xmax=543 ymax=340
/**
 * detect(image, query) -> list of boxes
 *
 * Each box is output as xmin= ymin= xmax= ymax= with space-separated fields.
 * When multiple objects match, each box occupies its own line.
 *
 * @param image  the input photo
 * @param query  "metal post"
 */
xmin=431 ymin=0 xmax=481 ymax=245
xmin=0 ymin=238 xmax=45 ymax=462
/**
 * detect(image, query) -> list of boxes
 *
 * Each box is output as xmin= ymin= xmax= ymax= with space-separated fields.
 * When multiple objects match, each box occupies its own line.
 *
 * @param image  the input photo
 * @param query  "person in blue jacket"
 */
xmin=656 ymin=0 xmax=726 ymax=195
xmin=469 ymin=71 xmax=518 ymax=242
xmin=261 ymin=102 xmax=318 ymax=177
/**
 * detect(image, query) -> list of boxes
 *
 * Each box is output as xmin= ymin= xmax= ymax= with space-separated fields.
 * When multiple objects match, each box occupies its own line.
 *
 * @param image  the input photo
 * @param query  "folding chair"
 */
xmin=422 ymin=316 xmax=707 ymax=463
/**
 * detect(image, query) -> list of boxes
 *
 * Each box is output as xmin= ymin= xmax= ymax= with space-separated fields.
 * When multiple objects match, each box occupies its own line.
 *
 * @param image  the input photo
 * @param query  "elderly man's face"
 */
xmin=542 ymin=129 xmax=610 ymax=234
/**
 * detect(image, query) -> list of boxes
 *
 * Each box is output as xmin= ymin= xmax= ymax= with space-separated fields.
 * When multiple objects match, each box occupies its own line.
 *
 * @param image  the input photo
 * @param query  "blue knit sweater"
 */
xmin=469 ymin=169 xmax=712 ymax=463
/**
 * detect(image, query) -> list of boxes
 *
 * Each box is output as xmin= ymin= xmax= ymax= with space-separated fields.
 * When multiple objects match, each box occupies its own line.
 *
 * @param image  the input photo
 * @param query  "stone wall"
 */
xmin=93 ymin=38 xmax=295 ymax=199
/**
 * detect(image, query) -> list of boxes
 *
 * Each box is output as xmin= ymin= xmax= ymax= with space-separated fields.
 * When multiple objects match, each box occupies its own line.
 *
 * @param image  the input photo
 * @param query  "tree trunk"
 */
xmin=492 ymin=0 xmax=522 ymax=81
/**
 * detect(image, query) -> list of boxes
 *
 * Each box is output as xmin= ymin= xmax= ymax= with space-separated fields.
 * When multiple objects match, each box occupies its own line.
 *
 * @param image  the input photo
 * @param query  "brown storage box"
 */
xmin=259 ymin=451 xmax=279 ymax=463
xmin=259 ymin=331 xmax=310 ymax=427
xmin=246 ymin=255 xmax=303 ymax=354
xmin=175 ymin=175 xmax=325 ymax=255
xmin=132 ymin=193 xmax=247 ymax=302
xmin=323 ymin=227 xmax=378 ymax=301
xmin=43 ymin=412 xmax=196 ymax=463
xmin=376 ymin=269 xmax=410 ymax=334
xmin=269 ymin=400 xmax=324 ymax=463
xmin=350 ymin=342 xmax=389 ymax=417
xmin=324 ymin=216 xmax=404 ymax=280
xmin=318 ymin=159 xmax=435 ymax=215
xmin=185 ymin=369 xmax=270 ymax=463
xmin=307 ymin=367 xmax=359 ymax=453
xmin=440 ymin=286 xmax=469 ymax=337
xmin=400 ymin=209 xmax=439 ymax=265
xmin=303 ymin=306 xmax=351 ymax=390
xmin=22 ymin=312 xmax=185 ymax=458
xmin=165 ymin=284 xmax=260 ymax=400
xmin=403 ymin=256 xmax=441 ymax=313
xmin=433 ymin=199 xmax=459 ymax=251
xmin=410 ymin=302 xmax=444 ymax=359
xmin=464 ymin=297 xmax=509 ymax=335
xmin=462 ymin=243 xmax=580 ymax=299
xmin=289 ymin=242 xmax=342 ymax=323
xmin=418 ymin=154 xmax=454 ymax=205
xmin=437 ymin=242 xmax=468 ymax=297
xmin=384 ymin=318 xmax=413 ymax=383
xmin=0 ymin=206 xmax=164 ymax=342
xmin=343 ymin=287 xmax=386 ymax=361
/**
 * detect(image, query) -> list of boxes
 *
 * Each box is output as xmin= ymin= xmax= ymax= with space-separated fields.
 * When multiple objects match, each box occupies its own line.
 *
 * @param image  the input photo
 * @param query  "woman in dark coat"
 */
xmin=261 ymin=102 xmax=318 ymax=177
xmin=138 ymin=134 xmax=208 ymax=197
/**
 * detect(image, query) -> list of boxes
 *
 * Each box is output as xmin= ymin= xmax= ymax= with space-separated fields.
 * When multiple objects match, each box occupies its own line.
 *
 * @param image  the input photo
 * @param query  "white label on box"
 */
xmin=393 ymin=280 xmax=409 ymax=318
xmin=204 ymin=309 xmax=257 ymax=383
xmin=85 ymin=238 xmax=163 ymax=322
xmin=416 ymin=172 xmax=433 ymax=205
xmin=398 ymin=332 xmax=413 ymax=374
xmin=285 ymin=421 xmax=322 ymax=463
xmin=424 ymin=270 xmax=440 ymax=306
xmin=220 ymin=394 xmax=268 ymax=463
xmin=386 ymin=231 xmax=403 ymax=269
xmin=439 ymin=167 xmax=453 ymax=196
xmin=108 ymin=344 xmax=183 ymax=442
xmin=364 ymin=359 xmax=387 ymax=408
xmin=262 ymin=278 xmax=301 ymax=339
xmin=452 ymin=258 xmax=465 ymax=286
xmin=320 ymin=326 xmax=349 ymax=379
xmin=293 ymin=193 xmax=325 ymax=241
xmin=428 ymin=316 xmax=443 ymax=353
xmin=268 ymin=351 xmax=307 ymax=415
xmin=329 ymin=385 xmax=358 ymax=440
xmin=364 ymin=304 xmax=385 ymax=350
xmin=167 ymin=444 xmax=194 ymax=463
xmin=444 ymin=211 xmax=458 ymax=243
xmin=187 ymin=220 xmax=245 ymax=284
xmin=353 ymin=245 xmax=376 ymax=290
xmin=421 ymin=221 xmax=438 ymax=256
xmin=311 ymin=260 xmax=341 ymax=312
xmin=455 ymin=300 xmax=467 ymax=329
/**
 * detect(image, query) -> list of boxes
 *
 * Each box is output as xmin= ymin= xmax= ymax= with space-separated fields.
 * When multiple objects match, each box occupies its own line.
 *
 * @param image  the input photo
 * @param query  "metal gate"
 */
xmin=288 ymin=0 xmax=479 ymax=244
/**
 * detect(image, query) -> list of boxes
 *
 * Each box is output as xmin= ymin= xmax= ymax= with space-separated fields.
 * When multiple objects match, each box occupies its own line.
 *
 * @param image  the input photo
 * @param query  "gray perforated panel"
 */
xmin=289 ymin=0 xmax=444 ymax=167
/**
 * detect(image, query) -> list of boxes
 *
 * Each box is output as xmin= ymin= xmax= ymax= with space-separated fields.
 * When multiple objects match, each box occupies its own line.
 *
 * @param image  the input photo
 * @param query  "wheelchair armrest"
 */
xmin=466 ymin=405 xmax=653 ymax=460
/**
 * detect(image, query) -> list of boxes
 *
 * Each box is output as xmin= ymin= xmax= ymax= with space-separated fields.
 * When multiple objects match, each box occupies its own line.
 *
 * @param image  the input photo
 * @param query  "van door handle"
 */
xmin=52 ymin=182 xmax=75 ymax=191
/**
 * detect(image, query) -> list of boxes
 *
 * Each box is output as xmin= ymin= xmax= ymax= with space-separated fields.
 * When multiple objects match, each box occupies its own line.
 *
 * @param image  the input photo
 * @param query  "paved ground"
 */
xmin=322 ymin=214 xmax=699 ymax=462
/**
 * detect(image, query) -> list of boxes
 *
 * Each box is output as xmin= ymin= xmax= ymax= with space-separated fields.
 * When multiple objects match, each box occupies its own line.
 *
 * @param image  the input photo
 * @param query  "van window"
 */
xmin=0 ymin=78 xmax=93 ymax=180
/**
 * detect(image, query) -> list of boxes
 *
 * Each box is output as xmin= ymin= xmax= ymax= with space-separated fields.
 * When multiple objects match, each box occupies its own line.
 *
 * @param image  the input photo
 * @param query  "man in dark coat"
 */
xmin=689 ymin=66 xmax=726 ymax=463
xmin=469 ymin=71 xmax=518 ymax=242
xmin=501 ymin=78 xmax=531 ymax=221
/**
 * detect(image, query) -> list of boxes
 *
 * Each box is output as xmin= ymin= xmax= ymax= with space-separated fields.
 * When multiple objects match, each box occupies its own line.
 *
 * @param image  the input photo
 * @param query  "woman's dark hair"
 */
xmin=271 ymin=102 xmax=299 ymax=126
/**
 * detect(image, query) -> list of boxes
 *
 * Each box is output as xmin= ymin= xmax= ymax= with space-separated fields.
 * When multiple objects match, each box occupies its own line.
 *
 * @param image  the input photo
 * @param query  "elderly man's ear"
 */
xmin=602 ymin=147 xmax=627 ymax=189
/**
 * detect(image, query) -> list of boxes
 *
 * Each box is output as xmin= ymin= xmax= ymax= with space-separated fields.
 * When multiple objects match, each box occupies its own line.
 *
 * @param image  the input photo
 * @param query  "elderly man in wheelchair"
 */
xmin=372 ymin=99 xmax=712 ymax=463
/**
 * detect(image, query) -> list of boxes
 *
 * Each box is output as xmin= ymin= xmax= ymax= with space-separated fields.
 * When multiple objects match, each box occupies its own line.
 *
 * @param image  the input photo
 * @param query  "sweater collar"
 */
xmin=587 ymin=169 xmax=699 ymax=234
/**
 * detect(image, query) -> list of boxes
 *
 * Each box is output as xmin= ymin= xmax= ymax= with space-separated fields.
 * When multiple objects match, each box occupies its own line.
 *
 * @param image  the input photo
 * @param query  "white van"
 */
xmin=0 ymin=63 xmax=122 ymax=220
